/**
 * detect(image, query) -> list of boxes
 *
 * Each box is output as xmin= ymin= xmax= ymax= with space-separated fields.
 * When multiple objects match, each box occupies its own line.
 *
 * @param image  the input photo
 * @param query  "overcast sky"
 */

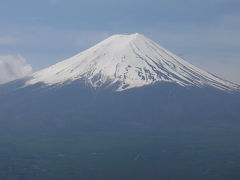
xmin=0 ymin=0 xmax=239 ymax=84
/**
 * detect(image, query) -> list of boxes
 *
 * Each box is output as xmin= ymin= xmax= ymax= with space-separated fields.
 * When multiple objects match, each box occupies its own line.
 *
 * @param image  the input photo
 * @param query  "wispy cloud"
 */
xmin=0 ymin=55 xmax=32 ymax=84
xmin=142 ymin=12 xmax=240 ymax=84
xmin=0 ymin=36 xmax=20 ymax=45
xmin=196 ymin=59 xmax=240 ymax=84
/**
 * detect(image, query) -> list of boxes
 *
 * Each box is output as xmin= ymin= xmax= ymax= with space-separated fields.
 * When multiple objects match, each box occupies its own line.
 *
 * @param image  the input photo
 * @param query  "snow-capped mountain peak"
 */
xmin=26 ymin=33 xmax=239 ymax=91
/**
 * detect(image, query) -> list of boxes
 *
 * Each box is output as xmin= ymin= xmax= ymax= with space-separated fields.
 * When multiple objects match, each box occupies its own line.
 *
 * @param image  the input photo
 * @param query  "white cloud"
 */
xmin=0 ymin=55 xmax=32 ymax=84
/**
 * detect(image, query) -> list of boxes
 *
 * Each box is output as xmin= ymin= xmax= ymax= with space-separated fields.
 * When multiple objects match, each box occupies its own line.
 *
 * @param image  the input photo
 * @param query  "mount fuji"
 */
xmin=0 ymin=33 xmax=239 ymax=125
xmin=25 ymin=33 xmax=239 ymax=92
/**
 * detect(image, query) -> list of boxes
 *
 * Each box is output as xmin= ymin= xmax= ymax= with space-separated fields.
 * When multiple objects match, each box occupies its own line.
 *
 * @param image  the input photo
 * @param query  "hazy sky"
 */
xmin=0 ymin=0 xmax=239 ymax=83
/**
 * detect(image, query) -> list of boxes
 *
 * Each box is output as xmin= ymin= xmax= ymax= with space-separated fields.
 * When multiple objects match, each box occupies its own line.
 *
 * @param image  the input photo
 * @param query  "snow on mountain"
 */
xmin=25 ymin=33 xmax=239 ymax=91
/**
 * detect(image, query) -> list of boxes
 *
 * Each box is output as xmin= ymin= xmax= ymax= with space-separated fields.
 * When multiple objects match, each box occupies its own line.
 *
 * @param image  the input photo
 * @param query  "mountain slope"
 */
xmin=25 ymin=33 xmax=239 ymax=92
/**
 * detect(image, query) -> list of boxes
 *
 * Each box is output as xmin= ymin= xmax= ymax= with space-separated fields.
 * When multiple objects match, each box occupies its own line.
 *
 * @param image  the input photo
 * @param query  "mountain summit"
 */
xmin=26 ymin=33 xmax=239 ymax=91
